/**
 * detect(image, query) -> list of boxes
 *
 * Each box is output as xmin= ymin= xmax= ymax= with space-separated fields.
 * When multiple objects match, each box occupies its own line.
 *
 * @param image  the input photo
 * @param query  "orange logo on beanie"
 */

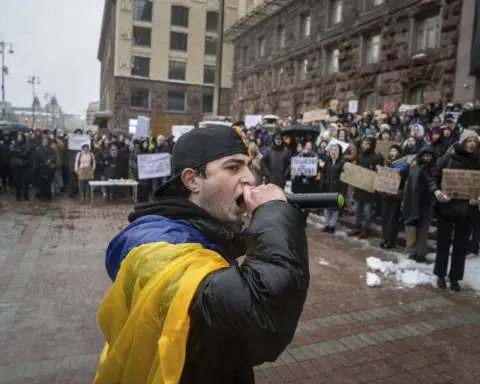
xmin=233 ymin=125 xmax=252 ymax=159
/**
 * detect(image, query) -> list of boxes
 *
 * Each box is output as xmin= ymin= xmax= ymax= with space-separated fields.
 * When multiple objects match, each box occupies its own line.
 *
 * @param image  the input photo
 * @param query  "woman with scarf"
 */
xmin=379 ymin=144 xmax=408 ymax=249
xmin=35 ymin=136 xmax=57 ymax=201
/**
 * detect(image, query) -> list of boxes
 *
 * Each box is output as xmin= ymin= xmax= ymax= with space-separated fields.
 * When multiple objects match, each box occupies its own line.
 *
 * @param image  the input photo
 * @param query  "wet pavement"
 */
xmin=0 ymin=196 xmax=479 ymax=383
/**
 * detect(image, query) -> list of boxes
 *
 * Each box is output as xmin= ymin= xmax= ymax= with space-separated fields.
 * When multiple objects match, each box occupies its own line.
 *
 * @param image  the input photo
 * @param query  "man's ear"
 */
xmin=181 ymin=168 xmax=200 ymax=193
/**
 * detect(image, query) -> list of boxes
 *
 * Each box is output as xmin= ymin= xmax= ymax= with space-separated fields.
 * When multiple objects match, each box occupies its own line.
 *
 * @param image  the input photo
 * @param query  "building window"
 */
xmin=277 ymin=25 xmax=286 ymax=49
xmin=242 ymin=46 xmax=248 ymax=66
xmin=203 ymin=94 xmax=213 ymax=113
xmin=168 ymin=61 xmax=187 ymax=81
xmin=359 ymin=92 xmax=376 ymax=111
xmin=133 ymin=0 xmax=153 ymax=22
xmin=131 ymin=56 xmax=150 ymax=77
xmin=326 ymin=48 xmax=339 ymax=74
xmin=329 ymin=0 xmax=343 ymax=26
xmin=133 ymin=26 xmax=152 ymax=47
xmin=167 ymin=92 xmax=185 ymax=112
xmin=297 ymin=59 xmax=308 ymax=81
xmin=130 ymin=87 xmax=150 ymax=108
xmin=364 ymin=34 xmax=381 ymax=64
xmin=273 ymin=67 xmax=283 ymax=88
xmin=415 ymin=14 xmax=440 ymax=53
xmin=410 ymin=85 xmax=427 ymax=104
xmin=257 ymin=36 xmax=265 ymax=57
xmin=170 ymin=32 xmax=188 ymax=51
xmin=364 ymin=0 xmax=385 ymax=12
xmin=205 ymin=38 xmax=216 ymax=55
xmin=203 ymin=65 xmax=215 ymax=84
xmin=253 ymin=73 xmax=259 ymax=93
xmin=206 ymin=11 xmax=219 ymax=32
xmin=171 ymin=5 xmax=189 ymax=27
xmin=299 ymin=12 xmax=312 ymax=38
xmin=238 ymin=79 xmax=244 ymax=97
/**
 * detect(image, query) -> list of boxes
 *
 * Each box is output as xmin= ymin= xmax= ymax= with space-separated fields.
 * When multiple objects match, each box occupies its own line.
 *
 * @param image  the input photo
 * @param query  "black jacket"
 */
xmin=353 ymin=140 xmax=381 ymax=203
xmin=10 ymin=142 xmax=31 ymax=168
xmin=261 ymin=144 xmax=291 ymax=188
xmin=319 ymin=157 xmax=345 ymax=195
xmin=429 ymin=143 xmax=480 ymax=217
xmin=128 ymin=199 xmax=309 ymax=383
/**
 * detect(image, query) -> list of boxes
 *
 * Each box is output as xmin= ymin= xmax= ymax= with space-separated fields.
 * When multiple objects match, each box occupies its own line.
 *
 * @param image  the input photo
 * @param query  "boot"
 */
xmin=347 ymin=227 xmax=361 ymax=237
xmin=437 ymin=277 xmax=447 ymax=290
xmin=359 ymin=227 xmax=369 ymax=239
xmin=450 ymin=280 xmax=461 ymax=292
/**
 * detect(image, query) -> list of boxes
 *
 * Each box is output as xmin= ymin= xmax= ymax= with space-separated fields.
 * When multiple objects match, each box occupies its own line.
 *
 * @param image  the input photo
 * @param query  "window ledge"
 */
xmin=130 ymin=106 xmax=152 ymax=111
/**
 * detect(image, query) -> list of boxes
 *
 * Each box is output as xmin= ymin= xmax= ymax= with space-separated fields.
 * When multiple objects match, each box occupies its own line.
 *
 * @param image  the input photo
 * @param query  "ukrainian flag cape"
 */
xmin=94 ymin=216 xmax=229 ymax=384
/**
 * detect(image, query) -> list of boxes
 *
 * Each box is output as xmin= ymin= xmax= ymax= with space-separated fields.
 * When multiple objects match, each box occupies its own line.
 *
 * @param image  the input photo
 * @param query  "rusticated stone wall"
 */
xmin=229 ymin=0 xmax=463 ymax=119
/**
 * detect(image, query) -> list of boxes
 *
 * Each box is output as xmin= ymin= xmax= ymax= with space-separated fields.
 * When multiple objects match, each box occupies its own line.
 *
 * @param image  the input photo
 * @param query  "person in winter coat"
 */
xmin=428 ymin=127 xmax=449 ymax=159
xmin=74 ymin=144 xmax=96 ymax=203
xmin=429 ymin=130 xmax=480 ymax=291
xmin=10 ymin=133 xmax=32 ymax=201
xmin=291 ymin=141 xmax=319 ymax=194
xmin=379 ymin=144 xmax=409 ymax=249
xmin=0 ymin=133 xmax=12 ymax=191
xmin=348 ymin=137 xmax=382 ymax=239
xmin=95 ymin=126 xmax=309 ymax=384
xmin=260 ymin=134 xmax=291 ymax=188
xmin=130 ymin=139 xmax=151 ymax=202
xmin=35 ymin=136 xmax=57 ymax=201
xmin=104 ymin=143 xmax=121 ymax=200
xmin=319 ymin=144 xmax=345 ymax=233
xmin=402 ymin=147 xmax=436 ymax=263
xmin=151 ymin=135 xmax=170 ymax=193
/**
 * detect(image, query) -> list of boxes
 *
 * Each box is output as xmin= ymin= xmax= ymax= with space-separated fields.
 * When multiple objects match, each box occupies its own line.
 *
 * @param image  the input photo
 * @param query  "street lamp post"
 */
xmin=212 ymin=0 xmax=225 ymax=117
xmin=27 ymin=75 xmax=40 ymax=129
xmin=0 ymin=39 xmax=14 ymax=119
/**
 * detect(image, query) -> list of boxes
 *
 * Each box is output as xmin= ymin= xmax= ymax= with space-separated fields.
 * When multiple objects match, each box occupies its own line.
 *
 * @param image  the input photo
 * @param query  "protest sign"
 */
xmin=441 ymin=169 xmax=480 ymax=200
xmin=326 ymin=138 xmax=350 ymax=153
xmin=303 ymin=109 xmax=329 ymax=123
xmin=329 ymin=99 xmax=339 ymax=111
xmin=340 ymin=162 xmax=376 ymax=193
xmin=374 ymin=167 xmax=400 ymax=194
xmin=348 ymin=100 xmax=358 ymax=114
xmin=245 ymin=115 xmax=262 ymax=128
xmin=68 ymin=134 xmax=91 ymax=151
xmin=383 ymin=101 xmax=397 ymax=114
xmin=137 ymin=153 xmax=172 ymax=180
xmin=135 ymin=116 xmax=150 ymax=137
xmin=291 ymin=157 xmax=318 ymax=177
xmin=375 ymin=141 xmax=397 ymax=159
xmin=172 ymin=125 xmax=194 ymax=142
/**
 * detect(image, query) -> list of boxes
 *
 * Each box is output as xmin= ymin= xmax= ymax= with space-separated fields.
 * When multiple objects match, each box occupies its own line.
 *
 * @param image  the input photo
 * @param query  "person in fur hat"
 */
xmin=429 ymin=130 xmax=480 ymax=291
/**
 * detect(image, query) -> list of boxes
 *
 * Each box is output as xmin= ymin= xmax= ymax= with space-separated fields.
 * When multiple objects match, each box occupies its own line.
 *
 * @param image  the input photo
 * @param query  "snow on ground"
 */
xmin=307 ymin=212 xmax=480 ymax=293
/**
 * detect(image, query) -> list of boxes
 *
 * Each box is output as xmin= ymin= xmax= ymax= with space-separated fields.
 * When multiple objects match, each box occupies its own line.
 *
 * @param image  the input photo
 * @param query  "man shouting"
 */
xmin=95 ymin=125 xmax=309 ymax=384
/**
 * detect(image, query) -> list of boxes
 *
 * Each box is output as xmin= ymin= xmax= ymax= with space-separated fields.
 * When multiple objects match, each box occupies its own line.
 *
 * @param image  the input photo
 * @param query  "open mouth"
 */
xmin=235 ymin=194 xmax=245 ymax=207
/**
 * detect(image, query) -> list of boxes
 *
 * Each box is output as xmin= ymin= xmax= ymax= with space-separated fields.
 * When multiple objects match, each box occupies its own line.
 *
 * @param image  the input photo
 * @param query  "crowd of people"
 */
xmin=242 ymin=102 xmax=479 ymax=292
xmin=1 ymin=101 xmax=479 ymax=292
xmin=0 ymin=128 xmax=175 ymax=203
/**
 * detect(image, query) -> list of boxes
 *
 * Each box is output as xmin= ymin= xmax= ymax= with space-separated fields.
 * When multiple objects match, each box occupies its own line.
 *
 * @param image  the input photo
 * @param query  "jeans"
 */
xmin=78 ymin=180 xmax=90 ymax=196
xmin=53 ymin=169 xmax=63 ymax=195
xmin=324 ymin=209 xmax=339 ymax=227
xmin=355 ymin=201 xmax=373 ymax=229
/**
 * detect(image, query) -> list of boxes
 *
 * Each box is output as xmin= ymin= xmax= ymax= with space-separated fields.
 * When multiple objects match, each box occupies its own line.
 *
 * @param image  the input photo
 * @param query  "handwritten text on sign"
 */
xmin=291 ymin=157 xmax=318 ymax=177
xmin=374 ymin=167 xmax=400 ymax=194
xmin=340 ymin=162 xmax=376 ymax=193
xmin=441 ymin=169 xmax=480 ymax=200
xmin=137 ymin=153 xmax=172 ymax=180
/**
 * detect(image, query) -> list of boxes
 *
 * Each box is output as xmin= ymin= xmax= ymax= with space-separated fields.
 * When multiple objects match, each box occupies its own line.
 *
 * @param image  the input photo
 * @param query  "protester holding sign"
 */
xmin=429 ymin=130 xmax=480 ymax=291
xmin=378 ymin=145 xmax=408 ymax=249
xmin=260 ymin=134 xmax=291 ymax=188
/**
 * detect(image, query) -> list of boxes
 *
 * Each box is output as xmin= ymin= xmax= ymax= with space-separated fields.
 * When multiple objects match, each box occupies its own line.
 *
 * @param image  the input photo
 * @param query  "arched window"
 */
xmin=171 ymin=6 xmax=189 ymax=27
xmin=359 ymin=92 xmax=376 ymax=112
xmin=410 ymin=85 xmax=427 ymax=104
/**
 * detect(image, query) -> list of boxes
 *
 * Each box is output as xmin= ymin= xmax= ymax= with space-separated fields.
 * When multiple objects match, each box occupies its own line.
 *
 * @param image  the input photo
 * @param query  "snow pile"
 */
xmin=318 ymin=258 xmax=330 ymax=266
xmin=366 ymin=272 xmax=381 ymax=287
xmin=366 ymin=256 xmax=436 ymax=289
xmin=464 ymin=255 xmax=480 ymax=292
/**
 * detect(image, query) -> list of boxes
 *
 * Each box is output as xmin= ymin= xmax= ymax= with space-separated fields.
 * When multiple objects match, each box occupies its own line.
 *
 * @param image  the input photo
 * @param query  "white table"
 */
xmin=89 ymin=180 xmax=139 ymax=204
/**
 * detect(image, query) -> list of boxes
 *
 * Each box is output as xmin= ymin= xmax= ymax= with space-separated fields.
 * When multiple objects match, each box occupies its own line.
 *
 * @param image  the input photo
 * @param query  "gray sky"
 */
xmin=1 ymin=0 xmax=103 ymax=115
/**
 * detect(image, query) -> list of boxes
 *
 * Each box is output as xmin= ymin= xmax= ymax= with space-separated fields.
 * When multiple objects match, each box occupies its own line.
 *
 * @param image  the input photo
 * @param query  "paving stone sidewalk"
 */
xmin=0 ymin=197 xmax=479 ymax=383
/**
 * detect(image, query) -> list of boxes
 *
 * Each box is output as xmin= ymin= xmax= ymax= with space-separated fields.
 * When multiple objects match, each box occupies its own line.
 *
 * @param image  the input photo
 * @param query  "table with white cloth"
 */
xmin=89 ymin=180 xmax=139 ymax=204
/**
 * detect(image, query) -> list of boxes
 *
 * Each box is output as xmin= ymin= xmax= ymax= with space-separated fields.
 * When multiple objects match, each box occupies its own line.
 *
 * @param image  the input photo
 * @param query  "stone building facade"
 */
xmin=97 ymin=0 xmax=238 ymax=132
xmin=228 ymin=0 xmax=479 ymax=119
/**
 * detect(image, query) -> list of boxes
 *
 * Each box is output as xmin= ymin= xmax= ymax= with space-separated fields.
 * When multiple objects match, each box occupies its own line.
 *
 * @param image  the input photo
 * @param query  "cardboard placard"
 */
xmin=329 ymin=99 xmax=339 ymax=111
xmin=441 ymin=169 xmax=480 ymax=200
xmin=375 ymin=141 xmax=397 ymax=159
xmin=340 ymin=162 xmax=376 ymax=193
xmin=303 ymin=109 xmax=329 ymax=123
xmin=374 ymin=167 xmax=400 ymax=194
